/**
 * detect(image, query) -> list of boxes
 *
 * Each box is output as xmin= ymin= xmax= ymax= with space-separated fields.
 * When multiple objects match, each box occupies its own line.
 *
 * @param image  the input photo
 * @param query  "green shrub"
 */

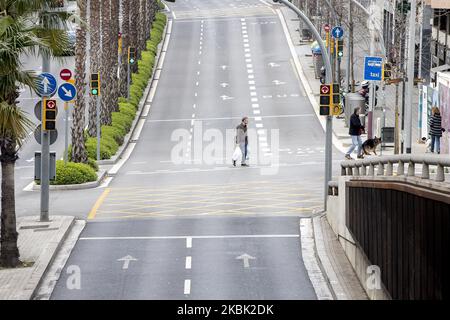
xmin=86 ymin=158 xmax=99 ymax=172
xmin=112 ymin=112 xmax=133 ymax=133
xmin=86 ymin=137 xmax=112 ymax=160
xmin=102 ymin=125 xmax=125 ymax=145
xmin=50 ymin=161 xmax=97 ymax=185
xmin=156 ymin=12 xmax=167 ymax=23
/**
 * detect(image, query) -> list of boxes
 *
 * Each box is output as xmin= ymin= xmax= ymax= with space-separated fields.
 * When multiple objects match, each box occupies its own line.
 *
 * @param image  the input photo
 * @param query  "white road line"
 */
xmin=253 ymin=110 xmax=260 ymax=114
xmin=196 ymin=82 xmax=199 ymax=86
xmin=197 ymin=71 xmax=200 ymax=75
xmin=250 ymin=92 xmax=257 ymax=96
xmin=246 ymin=64 xmax=253 ymax=68
xmin=251 ymin=97 xmax=258 ymax=102
xmin=184 ymin=279 xmax=191 ymax=295
xmin=256 ymin=123 xmax=263 ymax=128
xmin=193 ymin=104 xmax=196 ymax=109
xmin=195 ymin=92 xmax=198 ymax=97
xmin=244 ymin=43 xmax=250 ymax=47
xmin=248 ymin=80 xmax=255 ymax=84
xmin=185 ymin=256 xmax=192 ymax=269
xmin=80 ymin=234 xmax=300 ymax=241
xmin=146 ymin=114 xmax=314 ymax=123
xmin=108 ymin=142 xmax=137 ymax=176
xmin=249 ymin=86 xmax=256 ymax=90
xmin=254 ymin=117 xmax=262 ymax=121
xmin=186 ymin=237 xmax=192 ymax=248
xmin=244 ymin=49 xmax=250 ymax=52
xmin=246 ymin=59 xmax=252 ymax=63
xmin=252 ymin=104 xmax=259 ymax=108
xmin=192 ymin=113 xmax=195 ymax=118
xmin=248 ymin=74 xmax=254 ymax=79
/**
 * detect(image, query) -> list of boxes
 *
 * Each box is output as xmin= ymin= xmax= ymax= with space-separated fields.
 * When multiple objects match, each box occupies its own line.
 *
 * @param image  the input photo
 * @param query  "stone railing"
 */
xmin=340 ymin=154 xmax=450 ymax=183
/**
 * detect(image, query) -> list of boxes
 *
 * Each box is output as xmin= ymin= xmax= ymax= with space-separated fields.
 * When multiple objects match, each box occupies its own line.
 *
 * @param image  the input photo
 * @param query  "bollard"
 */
xmin=436 ymin=164 xmax=445 ymax=182
xmin=422 ymin=162 xmax=430 ymax=179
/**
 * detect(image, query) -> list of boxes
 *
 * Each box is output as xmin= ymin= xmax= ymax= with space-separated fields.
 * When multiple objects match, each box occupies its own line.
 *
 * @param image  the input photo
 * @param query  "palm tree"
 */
xmin=71 ymin=0 xmax=88 ymax=163
xmin=0 ymin=0 xmax=68 ymax=267
xmin=110 ymin=0 xmax=120 ymax=113
xmin=129 ymin=0 xmax=139 ymax=73
xmin=88 ymin=0 xmax=101 ymax=137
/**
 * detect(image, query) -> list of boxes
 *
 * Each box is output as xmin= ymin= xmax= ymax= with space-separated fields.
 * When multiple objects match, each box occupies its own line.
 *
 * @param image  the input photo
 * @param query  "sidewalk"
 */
xmin=279 ymin=7 xmax=427 ymax=156
xmin=0 ymin=216 xmax=76 ymax=299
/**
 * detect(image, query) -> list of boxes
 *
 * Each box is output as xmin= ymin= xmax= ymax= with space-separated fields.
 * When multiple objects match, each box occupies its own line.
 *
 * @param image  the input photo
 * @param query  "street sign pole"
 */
xmin=127 ymin=60 xmax=131 ymax=100
xmin=96 ymin=96 xmax=101 ymax=161
xmin=40 ymin=60 xmax=50 ymax=222
xmin=64 ymin=102 xmax=69 ymax=164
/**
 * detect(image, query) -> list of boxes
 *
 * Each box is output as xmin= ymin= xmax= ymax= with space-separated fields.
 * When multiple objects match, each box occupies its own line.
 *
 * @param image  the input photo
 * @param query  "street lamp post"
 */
xmin=273 ymin=0 xmax=333 ymax=210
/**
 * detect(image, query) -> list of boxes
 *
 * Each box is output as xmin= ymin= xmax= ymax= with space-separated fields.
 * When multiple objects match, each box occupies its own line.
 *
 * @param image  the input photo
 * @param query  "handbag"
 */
xmin=232 ymin=145 xmax=242 ymax=161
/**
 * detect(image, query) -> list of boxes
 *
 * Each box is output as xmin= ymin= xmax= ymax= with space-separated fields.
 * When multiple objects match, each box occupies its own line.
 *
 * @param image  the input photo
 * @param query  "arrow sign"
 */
xmin=331 ymin=26 xmax=344 ymax=39
xmin=36 ymin=73 xmax=57 ymax=97
xmin=117 ymin=255 xmax=138 ymax=269
xmin=272 ymin=80 xmax=286 ymax=86
xmin=58 ymin=83 xmax=77 ymax=102
xmin=236 ymin=253 xmax=256 ymax=268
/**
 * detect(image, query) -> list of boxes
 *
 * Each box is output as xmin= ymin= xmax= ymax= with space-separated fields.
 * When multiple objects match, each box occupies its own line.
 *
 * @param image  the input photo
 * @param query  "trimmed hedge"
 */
xmin=50 ymin=161 xmax=97 ymax=185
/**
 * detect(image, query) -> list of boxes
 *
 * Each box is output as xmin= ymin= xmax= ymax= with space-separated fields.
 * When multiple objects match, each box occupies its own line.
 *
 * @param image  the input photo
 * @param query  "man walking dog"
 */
xmin=233 ymin=117 xmax=249 ymax=167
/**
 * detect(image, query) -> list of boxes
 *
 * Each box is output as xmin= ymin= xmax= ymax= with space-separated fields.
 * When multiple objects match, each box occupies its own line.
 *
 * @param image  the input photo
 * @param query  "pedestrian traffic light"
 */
xmin=330 ymin=38 xmax=335 ymax=55
xmin=320 ymin=84 xmax=331 ymax=116
xmin=90 ymin=73 xmax=100 ymax=96
xmin=337 ymin=39 xmax=344 ymax=58
xmin=382 ymin=62 xmax=392 ymax=81
xmin=128 ymin=47 xmax=136 ymax=65
xmin=43 ymin=99 xmax=57 ymax=131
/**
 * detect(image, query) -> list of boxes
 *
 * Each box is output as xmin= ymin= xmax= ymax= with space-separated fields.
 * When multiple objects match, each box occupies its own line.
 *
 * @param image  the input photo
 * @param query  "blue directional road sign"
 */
xmin=364 ymin=56 xmax=383 ymax=81
xmin=331 ymin=26 xmax=344 ymax=39
xmin=36 ymin=73 xmax=57 ymax=97
xmin=58 ymin=82 xmax=77 ymax=102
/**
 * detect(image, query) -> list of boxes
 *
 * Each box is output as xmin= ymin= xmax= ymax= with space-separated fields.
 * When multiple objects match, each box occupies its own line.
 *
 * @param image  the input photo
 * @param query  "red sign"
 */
xmin=320 ymin=85 xmax=330 ymax=94
xmin=60 ymin=69 xmax=72 ymax=81
xmin=46 ymin=100 xmax=56 ymax=109
xmin=324 ymin=24 xmax=331 ymax=32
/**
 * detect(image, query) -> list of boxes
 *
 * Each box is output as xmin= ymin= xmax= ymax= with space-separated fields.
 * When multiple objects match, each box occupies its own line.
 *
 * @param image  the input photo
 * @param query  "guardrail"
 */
xmin=340 ymin=155 xmax=450 ymax=183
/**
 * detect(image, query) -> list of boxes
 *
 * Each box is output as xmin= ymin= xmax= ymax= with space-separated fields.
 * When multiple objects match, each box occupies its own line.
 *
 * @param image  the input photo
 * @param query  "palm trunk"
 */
xmin=110 ymin=0 xmax=120 ymax=113
xmin=119 ymin=0 xmax=130 ymax=97
xmin=88 ymin=0 xmax=101 ymax=137
xmin=0 ymin=154 xmax=20 ymax=268
xmin=101 ymin=0 xmax=112 ymax=126
xmin=72 ymin=0 xmax=88 ymax=163
xmin=129 ymin=0 xmax=139 ymax=73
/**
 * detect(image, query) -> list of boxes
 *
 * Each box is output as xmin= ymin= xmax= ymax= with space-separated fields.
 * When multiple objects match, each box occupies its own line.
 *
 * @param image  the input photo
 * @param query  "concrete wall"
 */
xmin=326 ymin=176 xmax=390 ymax=300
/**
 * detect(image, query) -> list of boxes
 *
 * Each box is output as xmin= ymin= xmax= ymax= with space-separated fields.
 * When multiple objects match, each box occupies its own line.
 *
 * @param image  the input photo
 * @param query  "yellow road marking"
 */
xmin=88 ymin=188 xmax=111 ymax=220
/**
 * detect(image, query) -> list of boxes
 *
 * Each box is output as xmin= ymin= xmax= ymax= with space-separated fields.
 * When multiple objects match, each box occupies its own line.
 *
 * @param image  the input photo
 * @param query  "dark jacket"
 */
xmin=429 ymin=113 xmax=442 ymax=137
xmin=349 ymin=113 xmax=364 ymax=136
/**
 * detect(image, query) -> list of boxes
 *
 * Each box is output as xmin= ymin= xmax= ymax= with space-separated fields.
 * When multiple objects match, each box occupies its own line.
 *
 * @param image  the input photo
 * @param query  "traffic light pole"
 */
xmin=96 ymin=96 xmax=101 ymax=161
xmin=275 ymin=0 xmax=333 ymax=210
xmin=64 ymin=102 xmax=69 ymax=164
xmin=127 ymin=61 xmax=130 ymax=100
xmin=40 ymin=57 xmax=50 ymax=222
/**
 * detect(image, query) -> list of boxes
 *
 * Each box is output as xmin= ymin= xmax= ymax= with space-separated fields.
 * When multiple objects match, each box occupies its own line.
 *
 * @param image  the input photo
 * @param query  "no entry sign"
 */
xmin=60 ymin=69 xmax=72 ymax=81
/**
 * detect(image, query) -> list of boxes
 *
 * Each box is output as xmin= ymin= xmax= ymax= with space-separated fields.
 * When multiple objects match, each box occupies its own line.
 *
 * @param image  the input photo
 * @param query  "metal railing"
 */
xmin=341 ymin=155 xmax=450 ymax=183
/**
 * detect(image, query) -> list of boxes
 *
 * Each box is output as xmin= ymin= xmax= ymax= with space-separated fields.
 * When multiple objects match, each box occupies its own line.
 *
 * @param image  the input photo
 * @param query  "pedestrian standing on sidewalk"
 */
xmin=345 ymin=107 xmax=365 ymax=160
xmin=429 ymin=107 xmax=443 ymax=154
xmin=233 ymin=117 xmax=249 ymax=167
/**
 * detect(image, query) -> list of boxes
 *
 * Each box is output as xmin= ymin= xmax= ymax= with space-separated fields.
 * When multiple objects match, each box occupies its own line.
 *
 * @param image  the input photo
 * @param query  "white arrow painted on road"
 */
xmin=26 ymin=158 xmax=34 ymax=163
xmin=272 ymin=80 xmax=286 ymax=86
xmin=268 ymin=62 xmax=280 ymax=68
xmin=117 ymin=255 xmax=138 ymax=269
xmin=220 ymin=95 xmax=234 ymax=101
xmin=220 ymin=83 xmax=229 ymax=88
xmin=262 ymin=95 xmax=272 ymax=99
xmin=42 ymin=77 xmax=50 ymax=93
xmin=221 ymin=65 xmax=228 ymax=70
xmin=236 ymin=253 xmax=256 ymax=268
xmin=62 ymin=86 xmax=73 ymax=97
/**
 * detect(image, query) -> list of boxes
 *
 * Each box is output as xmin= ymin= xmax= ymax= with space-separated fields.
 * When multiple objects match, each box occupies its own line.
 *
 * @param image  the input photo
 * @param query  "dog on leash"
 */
xmin=362 ymin=136 xmax=382 ymax=155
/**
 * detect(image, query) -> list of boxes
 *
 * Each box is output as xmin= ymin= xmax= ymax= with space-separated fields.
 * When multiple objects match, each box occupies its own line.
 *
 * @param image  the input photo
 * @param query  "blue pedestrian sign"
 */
xmin=58 ymin=82 xmax=77 ymax=102
xmin=36 ymin=73 xmax=57 ymax=97
xmin=364 ymin=56 xmax=383 ymax=81
xmin=331 ymin=26 xmax=344 ymax=39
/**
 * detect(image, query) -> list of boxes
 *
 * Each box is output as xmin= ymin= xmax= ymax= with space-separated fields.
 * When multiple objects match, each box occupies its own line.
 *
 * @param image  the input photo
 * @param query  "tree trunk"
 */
xmin=119 ymin=0 xmax=130 ymax=97
xmin=129 ymin=0 xmax=139 ymax=73
xmin=0 ymin=153 xmax=20 ymax=268
xmin=72 ymin=0 xmax=88 ymax=163
xmin=88 ymin=0 xmax=101 ymax=137
xmin=110 ymin=0 xmax=120 ymax=113
xmin=101 ymin=0 xmax=112 ymax=126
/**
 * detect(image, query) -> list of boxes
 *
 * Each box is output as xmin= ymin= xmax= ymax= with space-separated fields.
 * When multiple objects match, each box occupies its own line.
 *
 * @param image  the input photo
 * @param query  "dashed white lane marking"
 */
xmin=251 ymin=97 xmax=258 ymax=102
xmin=184 ymin=279 xmax=191 ymax=295
xmin=256 ymin=123 xmax=263 ymax=128
xmin=198 ymin=60 xmax=201 ymax=65
xmin=185 ymin=256 xmax=192 ymax=269
xmin=249 ymin=80 xmax=255 ymax=85
xmin=195 ymin=92 xmax=198 ymax=97
xmin=253 ymin=110 xmax=260 ymax=114
xmin=248 ymin=74 xmax=254 ymax=79
xmin=250 ymin=92 xmax=257 ymax=96
xmin=196 ymin=82 xmax=199 ymax=86
xmin=186 ymin=237 xmax=192 ymax=248
xmin=254 ymin=117 xmax=262 ymax=121
xmin=244 ymin=48 xmax=250 ymax=52
xmin=247 ymin=69 xmax=254 ymax=74
xmin=252 ymin=103 xmax=259 ymax=108
xmin=193 ymin=104 xmax=196 ymax=108
xmin=250 ymin=86 xmax=256 ymax=90
xmin=246 ymin=59 xmax=252 ymax=63
xmin=197 ymin=71 xmax=200 ymax=75
xmin=246 ymin=64 xmax=253 ymax=68
xmin=192 ymin=113 xmax=195 ymax=118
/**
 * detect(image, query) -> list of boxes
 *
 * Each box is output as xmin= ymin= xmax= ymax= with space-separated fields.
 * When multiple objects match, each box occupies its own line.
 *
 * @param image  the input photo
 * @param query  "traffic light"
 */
xmin=128 ymin=47 xmax=136 ymax=64
xmin=320 ymin=84 xmax=331 ymax=116
xmin=90 ymin=73 xmax=100 ymax=96
xmin=331 ymin=84 xmax=342 ymax=116
xmin=382 ymin=62 xmax=392 ymax=81
xmin=43 ymin=99 xmax=57 ymax=131
xmin=337 ymin=39 xmax=344 ymax=58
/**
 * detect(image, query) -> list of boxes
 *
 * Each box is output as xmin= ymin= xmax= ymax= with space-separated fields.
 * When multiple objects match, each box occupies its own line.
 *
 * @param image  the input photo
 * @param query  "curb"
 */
xmin=30 ymin=169 xmax=108 ymax=191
